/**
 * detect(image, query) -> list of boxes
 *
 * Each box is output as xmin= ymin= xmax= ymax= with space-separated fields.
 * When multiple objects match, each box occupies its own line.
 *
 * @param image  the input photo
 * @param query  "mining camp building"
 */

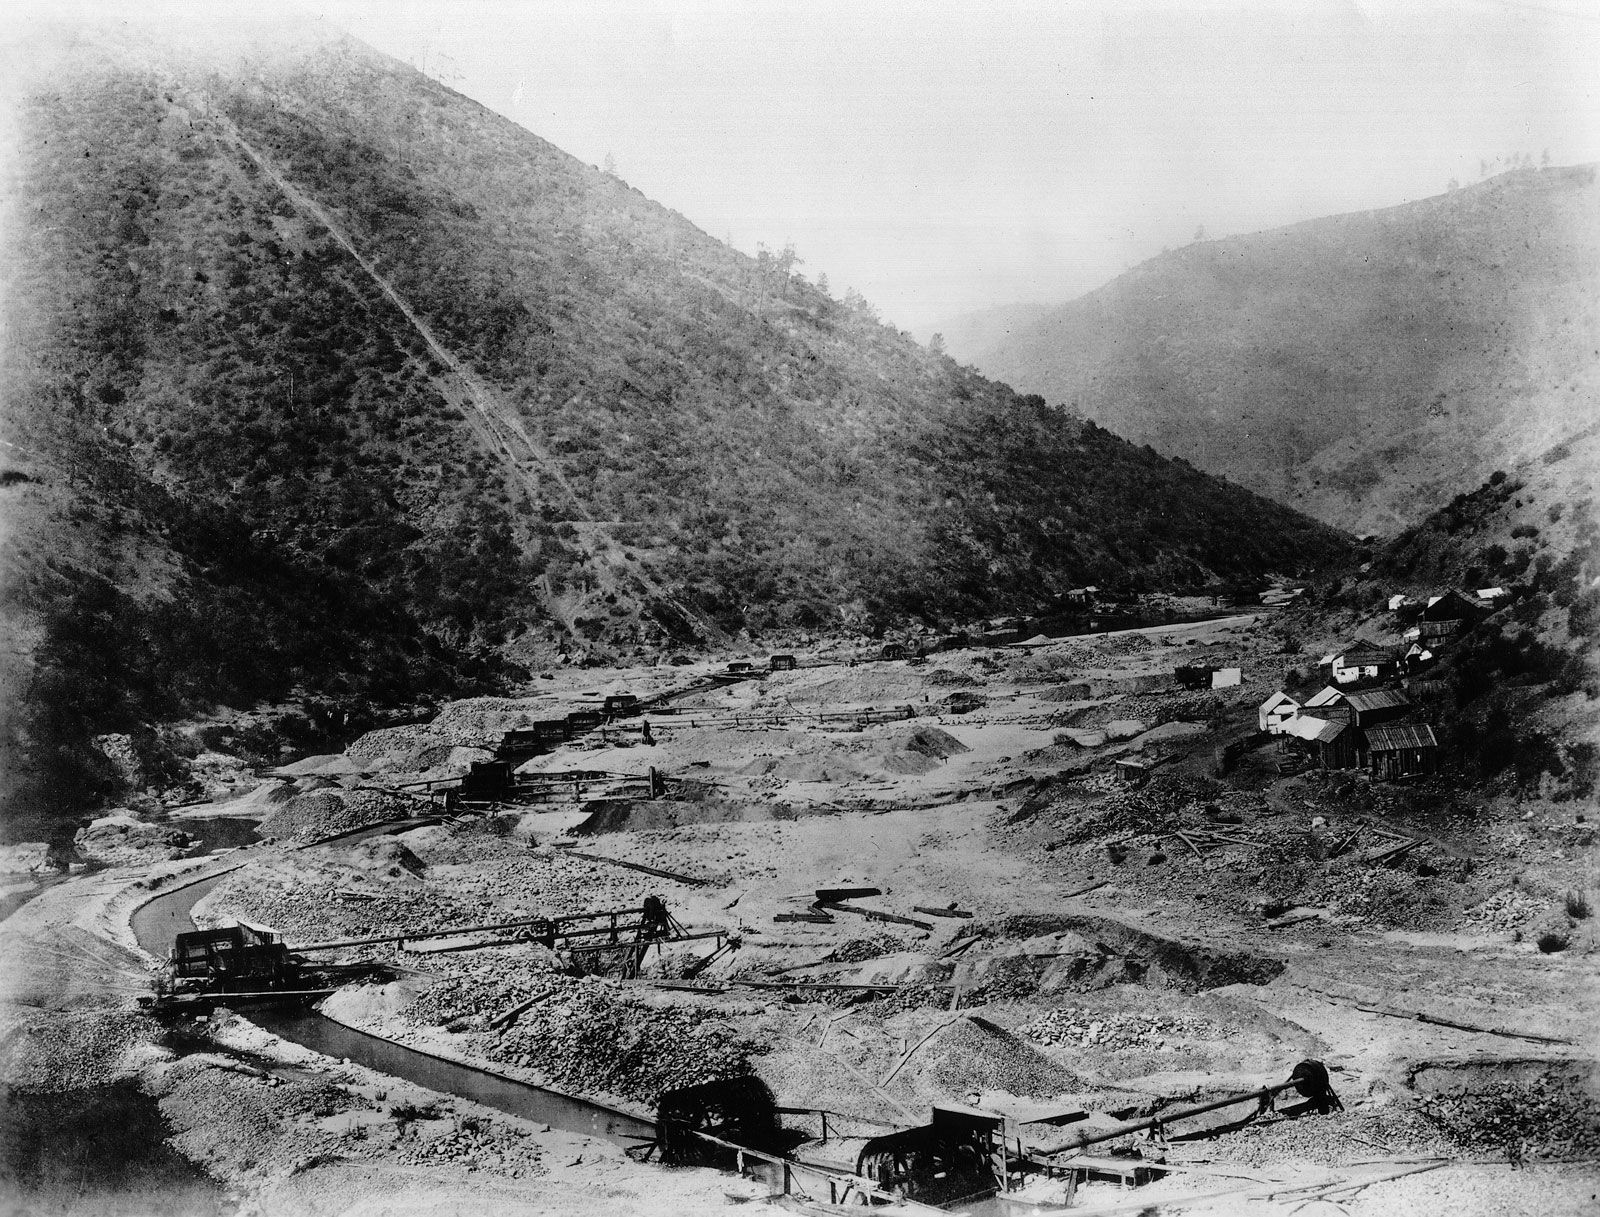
xmin=1366 ymin=723 xmax=1439 ymax=780
xmin=1259 ymin=690 xmax=1301 ymax=733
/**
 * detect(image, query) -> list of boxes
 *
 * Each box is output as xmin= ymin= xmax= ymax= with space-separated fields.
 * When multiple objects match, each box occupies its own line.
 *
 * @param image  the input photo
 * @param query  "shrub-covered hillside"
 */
xmin=0 ymin=24 xmax=1350 ymax=830
xmin=1291 ymin=426 xmax=1600 ymax=799
xmin=957 ymin=167 xmax=1600 ymax=535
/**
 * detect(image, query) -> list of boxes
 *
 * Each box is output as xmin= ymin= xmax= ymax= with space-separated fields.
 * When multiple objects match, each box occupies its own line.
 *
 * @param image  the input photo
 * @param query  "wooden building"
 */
xmin=1329 ymin=644 xmax=1399 ymax=685
xmin=1285 ymin=714 xmax=1357 ymax=769
xmin=1259 ymin=690 xmax=1301 ymax=734
xmin=1422 ymin=590 xmax=1483 ymax=622
xmin=1366 ymin=723 xmax=1439 ymax=780
xmin=1341 ymin=688 xmax=1412 ymax=730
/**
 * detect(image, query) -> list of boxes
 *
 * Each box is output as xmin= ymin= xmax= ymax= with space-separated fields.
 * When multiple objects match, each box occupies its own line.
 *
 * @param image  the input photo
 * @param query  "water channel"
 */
xmin=128 ymin=860 xmax=655 ymax=1147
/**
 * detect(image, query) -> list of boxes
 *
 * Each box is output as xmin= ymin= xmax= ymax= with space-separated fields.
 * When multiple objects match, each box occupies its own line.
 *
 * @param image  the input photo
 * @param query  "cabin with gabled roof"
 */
xmin=1259 ymin=690 xmax=1300 ymax=734
xmin=1285 ymin=714 xmax=1357 ymax=769
xmin=1329 ymin=643 xmax=1398 ymax=685
xmin=1366 ymin=723 xmax=1439 ymax=780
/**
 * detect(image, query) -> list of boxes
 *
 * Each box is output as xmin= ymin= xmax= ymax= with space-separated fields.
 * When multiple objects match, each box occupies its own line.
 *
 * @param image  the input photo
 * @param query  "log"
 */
xmin=814 ymin=887 xmax=881 ymax=903
xmin=1264 ymin=909 xmax=1328 ymax=930
xmin=1172 ymin=831 xmax=1203 ymax=859
xmin=1062 ymin=879 xmax=1110 ymax=899
xmin=557 ymin=849 xmax=709 ymax=886
xmin=880 ymin=1016 xmax=962 ymax=1085
xmin=912 ymin=905 xmax=974 ymax=919
xmin=1350 ymin=1002 xmax=1574 ymax=1045
xmin=815 ymin=902 xmax=933 ymax=930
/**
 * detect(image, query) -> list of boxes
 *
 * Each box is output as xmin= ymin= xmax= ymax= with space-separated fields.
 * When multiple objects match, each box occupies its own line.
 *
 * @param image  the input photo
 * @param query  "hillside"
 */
xmin=0 ymin=21 xmax=1351 ymax=831
xmin=957 ymin=169 xmax=1600 ymax=535
xmin=1287 ymin=423 xmax=1600 ymax=796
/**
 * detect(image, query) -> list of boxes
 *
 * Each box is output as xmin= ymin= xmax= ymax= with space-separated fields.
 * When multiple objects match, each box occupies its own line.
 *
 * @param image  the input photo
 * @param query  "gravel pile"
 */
xmin=0 ymin=1010 xmax=157 ymax=1090
xmin=913 ymin=1015 xmax=1087 ymax=1098
xmin=1203 ymin=1104 xmax=1455 ymax=1168
xmin=487 ymin=978 xmax=759 ymax=1107
xmin=258 ymin=788 xmax=410 ymax=841
xmin=403 ymin=961 xmax=569 ymax=1029
xmin=1462 ymin=886 xmax=1546 ymax=932
xmin=345 ymin=725 xmax=458 ymax=770
xmin=1022 ymin=1007 xmax=1212 ymax=1052
xmin=1415 ymin=1076 xmax=1600 ymax=1161
xmin=831 ymin=936 xmax=902 ymax=964
xmin=428 ymin=698 xmax=559 ymax=747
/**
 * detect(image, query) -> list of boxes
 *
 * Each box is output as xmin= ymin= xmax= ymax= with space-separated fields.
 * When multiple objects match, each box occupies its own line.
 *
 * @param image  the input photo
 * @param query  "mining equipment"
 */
xmin=144 ymin=897 xmax=730 ymax=1011
xmin=649 ymin=1058 xmax=1343 ymax=1209
xmin=140 ymin=922 xmax=383 ymax=1013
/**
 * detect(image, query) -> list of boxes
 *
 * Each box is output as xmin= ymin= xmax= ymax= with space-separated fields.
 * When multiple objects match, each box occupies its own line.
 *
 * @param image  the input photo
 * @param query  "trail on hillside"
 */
xmin=219 ymin=121 xmax=728 ymax=644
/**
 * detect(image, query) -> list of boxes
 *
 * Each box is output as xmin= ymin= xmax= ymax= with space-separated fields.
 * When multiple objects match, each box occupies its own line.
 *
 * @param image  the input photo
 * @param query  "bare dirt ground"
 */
xmin=3 ymin=614 xmax=1596 ymax=1214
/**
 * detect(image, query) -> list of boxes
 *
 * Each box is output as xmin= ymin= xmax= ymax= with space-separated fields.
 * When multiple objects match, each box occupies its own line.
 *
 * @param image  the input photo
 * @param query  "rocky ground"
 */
xmin=3 ymin=612 xmax=1597 ymax=1214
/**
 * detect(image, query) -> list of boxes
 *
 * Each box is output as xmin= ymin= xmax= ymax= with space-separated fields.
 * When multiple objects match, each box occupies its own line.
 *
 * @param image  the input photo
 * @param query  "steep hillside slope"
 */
xmin=964 ymin=169 xmax=1600 ymax=535
xmin=1290 ymin=423 xmax=1600 ymax=797
xmin=0 ymin=23 xmax=1350 ymax=829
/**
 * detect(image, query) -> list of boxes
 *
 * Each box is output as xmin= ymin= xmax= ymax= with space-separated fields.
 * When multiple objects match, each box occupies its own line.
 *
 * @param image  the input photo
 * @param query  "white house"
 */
xmin=1259 ymin=690 xmax=1301 ymax=733
xmin=1303 ymin=685 xmax=1347 ymax=710
xmin=1329 ymin=644 xmax=1398 ymax=685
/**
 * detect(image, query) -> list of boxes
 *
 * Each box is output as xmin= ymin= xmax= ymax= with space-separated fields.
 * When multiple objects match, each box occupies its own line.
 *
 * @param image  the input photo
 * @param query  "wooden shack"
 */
xmin=1341 ymin=687 xmax=1412 ymax=730
xmin=1366 ymin=723 xmax=1439 ymax=780
xmin=769 ymin=654 xmax=798 ymax=671
xmin=1330 ymin=644 xmax=1398 ymax=686
xmin=1285 ymin=714 xmax=1357 ymax=769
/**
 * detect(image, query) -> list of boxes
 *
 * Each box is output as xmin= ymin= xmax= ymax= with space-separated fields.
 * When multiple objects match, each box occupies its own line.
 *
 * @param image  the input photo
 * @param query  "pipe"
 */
xmin=1034 ymin=1079 xmax=1304 ymax=1156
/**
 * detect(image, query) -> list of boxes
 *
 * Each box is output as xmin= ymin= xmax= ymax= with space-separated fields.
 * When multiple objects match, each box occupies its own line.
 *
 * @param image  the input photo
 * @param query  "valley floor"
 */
xmin=3 ymin=614 xmax=1596 ymax=1215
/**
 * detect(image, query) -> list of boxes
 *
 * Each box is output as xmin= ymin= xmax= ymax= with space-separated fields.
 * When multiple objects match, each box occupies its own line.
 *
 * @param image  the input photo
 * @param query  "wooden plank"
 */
xmin=1061 ymin=879 xmax=1110 ymax=899
xmin=879 ymin=1016 xmax=962 ymax=1085
xmin=1172 ymin=831 xmax=1203 ymax=859
xmin=912 ymin=905 xmax=974 ymax=919
xmin=815 ymin=901 xmax=933 ymax=930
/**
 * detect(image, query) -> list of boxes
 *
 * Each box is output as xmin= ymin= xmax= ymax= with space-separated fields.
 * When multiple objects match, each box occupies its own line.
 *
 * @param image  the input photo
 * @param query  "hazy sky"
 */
xmin=25 ymin=1 xmax=1600 ymax=330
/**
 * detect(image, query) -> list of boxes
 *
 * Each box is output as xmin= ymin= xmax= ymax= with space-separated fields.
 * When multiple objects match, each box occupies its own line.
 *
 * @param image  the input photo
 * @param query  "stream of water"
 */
xmin=128 ymin=865 xmax=654 ymax=1147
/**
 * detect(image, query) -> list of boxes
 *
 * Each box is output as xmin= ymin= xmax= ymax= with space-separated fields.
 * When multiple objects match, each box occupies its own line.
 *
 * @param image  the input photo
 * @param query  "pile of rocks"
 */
xmin=389 ymin=1111 xmax=544 ymax=1176
xmin=258 ymin=787 xmax=409 ymax=841
xmin=1461 ymin=886 xmax=1545 ymax=933
xmin=1414 ymin=1075 xmax=1600 ymax=1161
xmin=487 ymin=978 xmax=758 ymax=1107
xmin=405 ymin=961 xmax=567 ymax=1029
xmin=74 ymin=813 xmax=195 ymax=865
xmin=1021 ymin=1006 xmax=1209 ymax=1053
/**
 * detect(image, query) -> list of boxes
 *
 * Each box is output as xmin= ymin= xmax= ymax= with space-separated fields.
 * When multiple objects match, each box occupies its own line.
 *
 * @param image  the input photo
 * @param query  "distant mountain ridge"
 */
xmin=0 ymin=22 xmax=1350 ymax=827
xmin=951 ymin=168 xmax=1600 ymax=535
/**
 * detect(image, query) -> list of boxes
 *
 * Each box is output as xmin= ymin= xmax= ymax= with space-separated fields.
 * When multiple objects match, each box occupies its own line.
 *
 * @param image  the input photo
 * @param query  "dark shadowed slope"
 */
xmin=0 ymin=22 xmax=1351 ymax=828
xmin=961 ymin=169 xmax=1600 ymax=535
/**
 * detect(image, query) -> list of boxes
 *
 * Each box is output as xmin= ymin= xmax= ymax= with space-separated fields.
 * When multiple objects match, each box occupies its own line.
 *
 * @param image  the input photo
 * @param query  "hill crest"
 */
xmin=953 ymin=166 xmax=1600 ymax=535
